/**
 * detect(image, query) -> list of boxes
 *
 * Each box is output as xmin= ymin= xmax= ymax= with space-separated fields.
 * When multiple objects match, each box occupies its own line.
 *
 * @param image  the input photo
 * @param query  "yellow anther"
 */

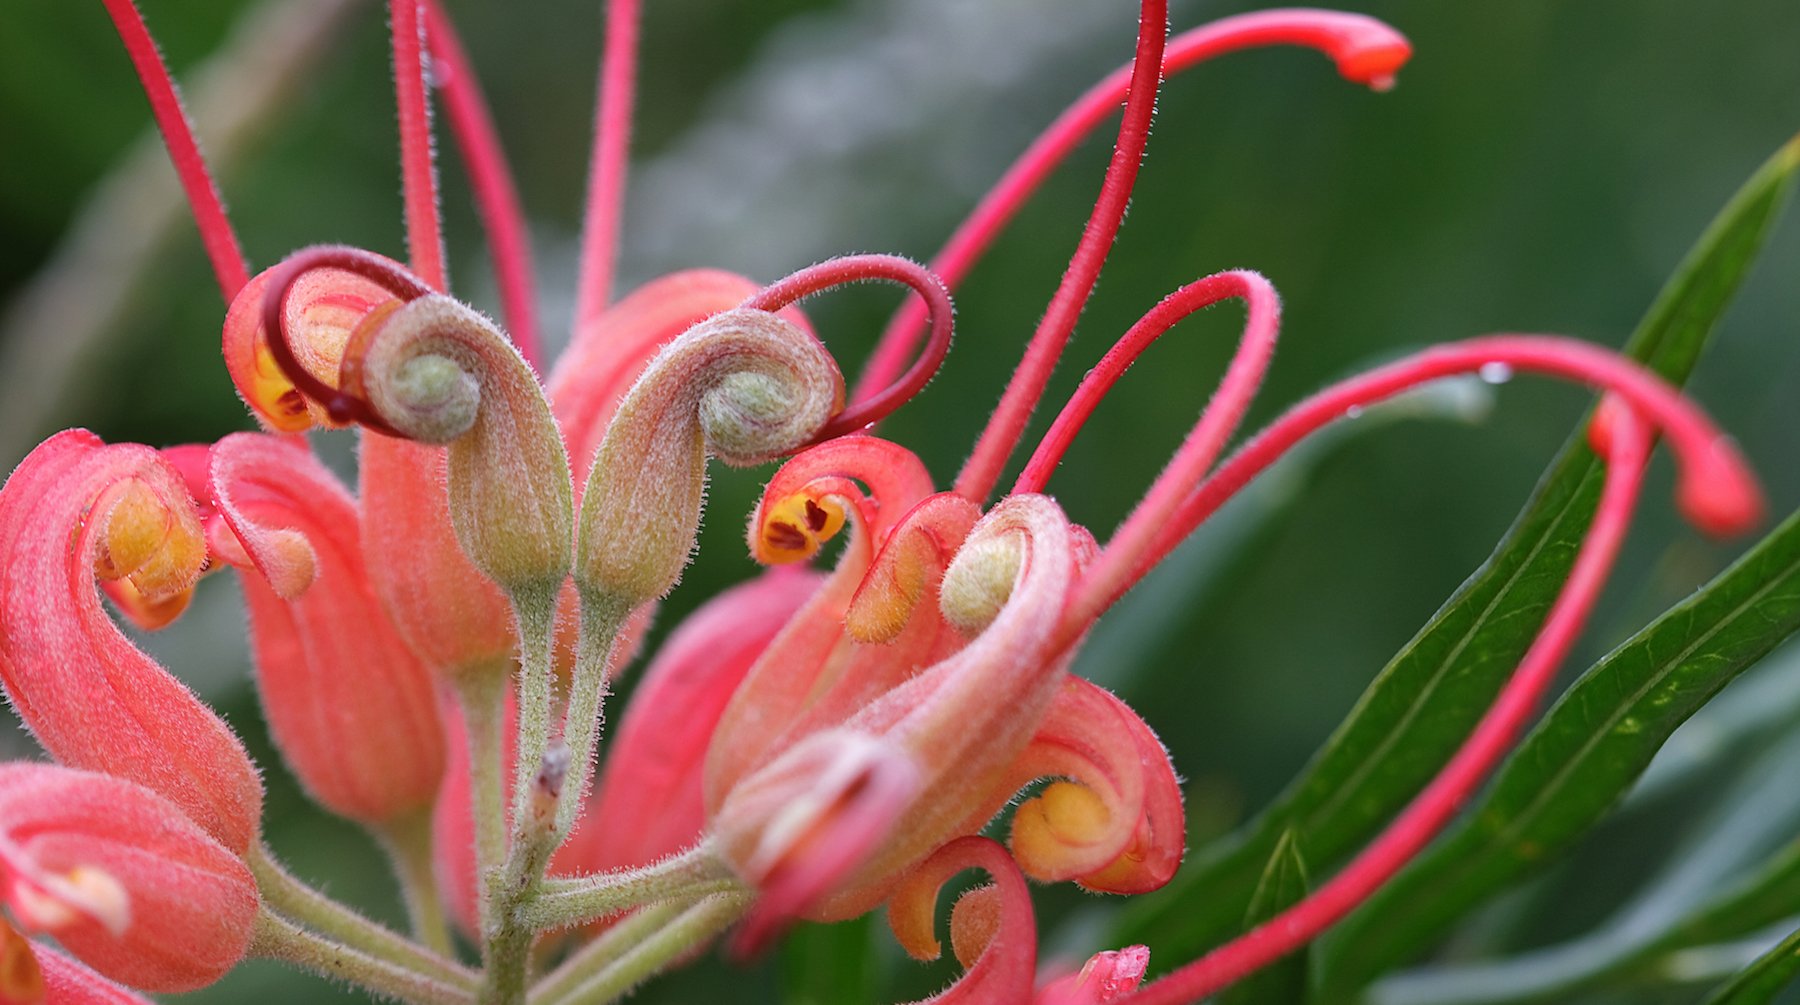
xmin=248 ymin=344 xmax=314 ymax=432
xmin=0 ymin=915 xmax=44 ymax=1003
xmin=93 ymin=480 xmax=206 ymax=606
xmin=756 ymin=493 xmax=846 ymax=564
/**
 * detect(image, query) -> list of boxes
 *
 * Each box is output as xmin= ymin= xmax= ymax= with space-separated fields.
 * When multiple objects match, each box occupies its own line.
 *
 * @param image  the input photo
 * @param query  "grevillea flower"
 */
xmin=0 ymin=0 xmax=1772 ymax=1003
xmin=0 ymin=764 xmax=257 ymax=993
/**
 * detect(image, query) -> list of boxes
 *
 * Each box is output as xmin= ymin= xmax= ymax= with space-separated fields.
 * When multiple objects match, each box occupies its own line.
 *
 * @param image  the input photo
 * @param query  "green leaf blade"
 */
xmin=1110 ymin=134 xmax=1800 ymax=965
xmin=1322 ymin=505 xmax=1800 ymax=992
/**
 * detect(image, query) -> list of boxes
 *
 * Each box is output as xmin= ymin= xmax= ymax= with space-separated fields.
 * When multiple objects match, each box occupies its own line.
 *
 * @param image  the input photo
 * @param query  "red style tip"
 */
xmin=1677 ymin=438 xmax=1764 ymax=537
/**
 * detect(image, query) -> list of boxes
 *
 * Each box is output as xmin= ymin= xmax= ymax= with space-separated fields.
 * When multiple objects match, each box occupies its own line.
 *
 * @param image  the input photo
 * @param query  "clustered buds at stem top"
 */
xmin=0 ymin=764 xmax=257 ymax=993
xmin=0 ymin=432 xmax=263 ymax=853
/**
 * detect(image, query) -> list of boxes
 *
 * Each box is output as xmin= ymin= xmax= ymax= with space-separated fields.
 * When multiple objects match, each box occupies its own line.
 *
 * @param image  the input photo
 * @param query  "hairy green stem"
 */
xmin=522 ymin=845 xmax=741 ymax=933
xmin=455 ymin=664 xmax=512 ymax=932
xmin=377 ymin=810 xmax=455 ymax=955
xmin=527 ymin=900 xmax=693 ymax=1005
xmin=250 ymin=843 xmax=478 ymax=992
xmin=533 ymin=894 xmax=752 ymax=1005
xmin=253 ymin=908 xmax=476 ymax=1005
xmin=556 ymin=593 xmax=631 ymax=841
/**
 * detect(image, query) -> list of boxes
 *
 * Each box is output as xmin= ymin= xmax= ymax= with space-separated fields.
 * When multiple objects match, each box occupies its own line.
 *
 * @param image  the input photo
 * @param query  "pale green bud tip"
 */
xmin=939 ymin=534 xmax=1023 ymax=635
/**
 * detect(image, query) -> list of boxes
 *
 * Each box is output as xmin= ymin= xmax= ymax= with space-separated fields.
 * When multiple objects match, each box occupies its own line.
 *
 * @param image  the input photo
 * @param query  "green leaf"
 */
xmin=1321 ymin=504 xmax=1800 ymax=992
xmin=1363 ymin=723 xmax=1800 ymax=1005
xmin=1703 ymin=924 xmax=1800 ymax=1005
xmin=1221 ymin=830 xmax=1314 ymax=1005
xmin=779 ymin=916 xmax=879 ymax=1005
xmin=1110 ymin=134 xmax=1800 ymax=962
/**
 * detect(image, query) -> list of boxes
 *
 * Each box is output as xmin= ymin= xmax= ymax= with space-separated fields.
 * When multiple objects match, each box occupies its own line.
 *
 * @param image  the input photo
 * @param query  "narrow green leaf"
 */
xmin=1322 ymin=505 xmax=1800 ymax=991
xmin=1703 ymin=924 xmax=1800 ymax=1005
xmin=1221 ymin=830 xmax=1314 ymax=1005
xmin=1111 ymin=134 xmax=1800 ymax=960
xmin=1364 ymin=724 xmax=1800 ymax=1005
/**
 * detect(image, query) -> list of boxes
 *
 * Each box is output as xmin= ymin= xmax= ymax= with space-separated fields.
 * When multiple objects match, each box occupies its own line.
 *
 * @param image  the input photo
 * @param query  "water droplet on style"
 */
xmin=1478 ymin=362 xmax=1514 ymax=385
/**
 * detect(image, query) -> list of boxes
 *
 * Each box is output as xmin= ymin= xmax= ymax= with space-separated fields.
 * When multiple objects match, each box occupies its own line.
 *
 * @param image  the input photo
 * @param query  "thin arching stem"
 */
xmin=392 ymin=0 xmax=447 ymax=290
xmin=100 ymin=0 xmax=251 ymax=301
xmin=573 ymin=0 xmax=643 ymax=324
xmin=855 ymin=10 xmax=1407 ymax=406
xmin=424 ymin=0 xmax=542 ymax=366
xmin=1014 ymin=270 xmax=1279 ymax=499
xmin=952 ymin=0 xmax=1169 ymax=504
xmin=743 ymin=254 xmax=954 ymax=442
xmin=1119 ymin=406 xmax=1656 ymax=1005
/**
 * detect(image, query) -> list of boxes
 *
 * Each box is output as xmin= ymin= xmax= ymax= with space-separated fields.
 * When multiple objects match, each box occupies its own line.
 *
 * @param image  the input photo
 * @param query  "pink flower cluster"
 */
xmin=0 ymin=2 xmax=1763 ymax=1004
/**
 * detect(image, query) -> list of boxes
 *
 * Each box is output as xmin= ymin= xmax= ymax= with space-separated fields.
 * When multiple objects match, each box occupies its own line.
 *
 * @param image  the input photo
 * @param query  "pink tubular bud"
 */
xmin=208 ymin=434 xmax=446 ymax=826
xmin=1037 ymin=946 xmax=1151 ymax=1005
xmin=0 ymin=432 xmax=262 ymax=852
xmin=576 ymin=307 xmax=844 ymax=608
xmin=221 ymin=264 xmax=396 ymax=433
xmin=0 ymin=765 xmax=257 ymax=993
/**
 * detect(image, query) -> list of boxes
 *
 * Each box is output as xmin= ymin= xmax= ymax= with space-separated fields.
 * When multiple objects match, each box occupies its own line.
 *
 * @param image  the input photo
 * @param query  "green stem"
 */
xmin=531 ymin=894 xmax=752 ymax=1005
xmin=250 ymin=843 xmax=478 ymax=991
xmin=527 ymin=900 xmax=692 ymax=1005
xmin=522 ymin=845 xmax=742 ymax=933
xmin=557 ymin=592 xmax=631 ymax=841
xmin=377 ymin=810 xmax=455 ymax=955
xmin=502 ymin=586 xmax=564 ymax=895
xmin=253 ymin=908 xmax=476 ymax=1005
xmin=455 ymin=663 xmax=512 ymax=932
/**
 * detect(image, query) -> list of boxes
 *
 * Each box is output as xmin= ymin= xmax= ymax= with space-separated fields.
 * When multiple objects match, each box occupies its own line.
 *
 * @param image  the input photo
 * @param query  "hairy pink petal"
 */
xmin=0 ymin=431 xmax=262 ymax=852
xmin=886 ymin=837 xmax=1037 ymax=1005
xmin=209 ymin=433 xmax=446 ymax=825
xmin=997 ymin=678 xmax=1183 ymax=894
xmin=0 ymin=765 xmax=256 ymax=993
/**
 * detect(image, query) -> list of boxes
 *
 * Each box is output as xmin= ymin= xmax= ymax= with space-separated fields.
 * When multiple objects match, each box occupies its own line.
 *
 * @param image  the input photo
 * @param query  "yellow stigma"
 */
xmin=1010 ymin=780 xmax=1112 ymax=880
xmin=248 ymin=344 xmax=315 ymax=432
xmin=755 ymin=492 xmax=846 ymax=564
xmin=93 ymin=479 xmax=207 ymax=608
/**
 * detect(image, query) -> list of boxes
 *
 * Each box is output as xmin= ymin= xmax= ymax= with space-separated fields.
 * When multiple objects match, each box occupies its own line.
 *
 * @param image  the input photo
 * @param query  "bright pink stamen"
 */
xmin=742 ymin=255 xmax=954 ymax=442
xmin=1135 ymin=336 xmax=1763 ymax=593
xmin=1015 ymin=269 xmax=1278 ymax=495
xmin=425 ymin=0 xmax=542 ymax=366
xmin=573 ymin=0 xmax=643 ymax=323
xmin=1044 ymin=271 xmax=1279 ymax=631
xmin=952 ymin=0 xmax=1168 ymax=504
xmin=259 ymin=245 xmax=434 ymax=432
xmin=856 ymin=10 xmax=1407 ymax=408
xmin=391 ymin=0 xmax=446 ymax=291
xmin=1120 ymin=406 xmax=1656 ymax=1005
xmin=100 ymin=0 xmax=252 ymax=301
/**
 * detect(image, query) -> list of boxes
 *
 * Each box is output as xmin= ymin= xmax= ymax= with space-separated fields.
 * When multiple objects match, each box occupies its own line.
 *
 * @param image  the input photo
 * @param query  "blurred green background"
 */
xmin=2 ymin=0 xmax=1798 ymax=1001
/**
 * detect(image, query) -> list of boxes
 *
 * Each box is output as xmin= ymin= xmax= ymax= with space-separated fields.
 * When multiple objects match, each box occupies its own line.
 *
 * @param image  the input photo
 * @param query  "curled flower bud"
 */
xmin=221 ymin=264 xmax=395 ymax=432
xmin=0 ymin=432 xmax=262 ymax=852
xmin=576 ymin=306 xmax=844 ymax=608
xmin=0 ymin=765 xmax=257 ymax=993
xmin=342 ymin=292 xmax=573 ymax=595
